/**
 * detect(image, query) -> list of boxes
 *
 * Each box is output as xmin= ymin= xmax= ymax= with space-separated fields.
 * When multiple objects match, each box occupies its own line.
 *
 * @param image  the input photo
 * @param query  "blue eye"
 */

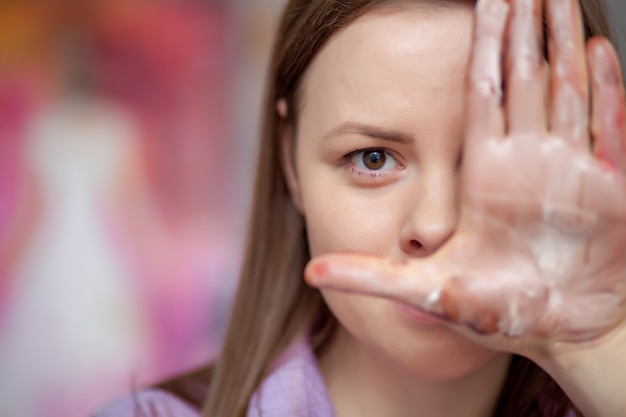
xmin=349 ymin=149 xmax=399 ymax=171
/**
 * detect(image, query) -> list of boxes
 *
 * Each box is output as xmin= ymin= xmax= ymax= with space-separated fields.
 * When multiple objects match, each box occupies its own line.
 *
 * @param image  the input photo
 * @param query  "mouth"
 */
xmin=393 ymin=301 xmax=446 ymax=325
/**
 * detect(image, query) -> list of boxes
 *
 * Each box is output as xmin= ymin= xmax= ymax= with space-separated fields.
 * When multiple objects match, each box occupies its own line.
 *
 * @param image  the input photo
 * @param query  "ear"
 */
xmin=277 ymin=99 xmax=305 ymax=213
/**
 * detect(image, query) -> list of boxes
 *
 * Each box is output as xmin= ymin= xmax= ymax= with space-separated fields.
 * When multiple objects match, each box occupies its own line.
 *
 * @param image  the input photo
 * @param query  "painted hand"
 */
xmin=305 ymin=0 xmax=626 ymax=349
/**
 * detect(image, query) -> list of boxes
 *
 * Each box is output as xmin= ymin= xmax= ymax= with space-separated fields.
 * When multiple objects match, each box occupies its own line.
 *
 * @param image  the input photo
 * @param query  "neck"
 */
xmin=318 ymin=325 xmax=511 ymax=417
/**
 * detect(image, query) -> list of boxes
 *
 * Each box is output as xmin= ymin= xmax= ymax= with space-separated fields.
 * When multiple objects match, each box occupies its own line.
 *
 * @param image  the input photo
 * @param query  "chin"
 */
xmin=324 ymin=290 xmax=507 ymax=382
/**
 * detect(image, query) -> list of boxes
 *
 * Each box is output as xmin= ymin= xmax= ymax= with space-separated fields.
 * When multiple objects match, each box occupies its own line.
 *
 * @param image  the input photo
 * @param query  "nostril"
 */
xmin=409 ymin=239 xmax=422 ymax=250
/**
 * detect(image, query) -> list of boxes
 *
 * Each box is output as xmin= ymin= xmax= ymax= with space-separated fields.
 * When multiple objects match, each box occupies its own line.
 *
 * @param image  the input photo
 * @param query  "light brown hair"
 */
xmin=158 ymin=1 xmax=613 ymax=416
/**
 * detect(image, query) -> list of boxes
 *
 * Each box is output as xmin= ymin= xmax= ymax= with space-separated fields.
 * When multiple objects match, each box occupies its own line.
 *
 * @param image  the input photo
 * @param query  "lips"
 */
xmin=394 ymin=301 xmax=445 ymax=325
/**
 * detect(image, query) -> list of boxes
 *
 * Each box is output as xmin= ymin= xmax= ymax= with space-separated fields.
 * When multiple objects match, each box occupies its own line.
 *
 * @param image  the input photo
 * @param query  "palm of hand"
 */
xmin=445 ymin=132 xmax=626 ymax=342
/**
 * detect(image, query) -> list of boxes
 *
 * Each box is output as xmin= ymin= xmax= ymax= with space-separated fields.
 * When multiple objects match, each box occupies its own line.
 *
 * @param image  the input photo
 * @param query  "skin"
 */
xmin=305 ymin=0 xmax=626 ymax=416
xmin=282 ymin=3 xmax=512 ymax=416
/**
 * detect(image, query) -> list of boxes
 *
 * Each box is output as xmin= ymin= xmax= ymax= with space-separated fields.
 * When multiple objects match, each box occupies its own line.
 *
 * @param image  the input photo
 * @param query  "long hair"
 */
xmin=157 ymin=1 xmax=613 ymax=416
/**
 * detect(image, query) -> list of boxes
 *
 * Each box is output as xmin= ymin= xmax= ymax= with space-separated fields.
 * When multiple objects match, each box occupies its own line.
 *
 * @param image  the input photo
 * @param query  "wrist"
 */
xmin=530 ymin=321 xmax=626 ymax=417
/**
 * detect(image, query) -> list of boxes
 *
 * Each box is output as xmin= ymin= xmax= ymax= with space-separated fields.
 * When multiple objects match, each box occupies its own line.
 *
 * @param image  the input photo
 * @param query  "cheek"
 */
xmin=321 ymin=289 xmax=388 ymax=337
xmin=301 ymin=186 xmax=401 ymax=257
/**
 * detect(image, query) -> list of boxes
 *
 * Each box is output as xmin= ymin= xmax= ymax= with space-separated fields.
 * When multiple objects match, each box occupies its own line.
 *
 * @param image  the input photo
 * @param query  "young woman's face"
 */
xmin=285 ymin=3 xmax=509 ymax=379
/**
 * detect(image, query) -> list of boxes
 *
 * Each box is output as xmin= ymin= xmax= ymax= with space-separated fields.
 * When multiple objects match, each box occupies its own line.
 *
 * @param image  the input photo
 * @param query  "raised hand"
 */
xmin=305 ymin=0 xmax=626 ymax=349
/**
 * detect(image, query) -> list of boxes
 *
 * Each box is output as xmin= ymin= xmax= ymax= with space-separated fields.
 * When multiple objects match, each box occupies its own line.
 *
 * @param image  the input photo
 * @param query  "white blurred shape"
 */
xmin=0 ymin=95 xmax=148 ymax=417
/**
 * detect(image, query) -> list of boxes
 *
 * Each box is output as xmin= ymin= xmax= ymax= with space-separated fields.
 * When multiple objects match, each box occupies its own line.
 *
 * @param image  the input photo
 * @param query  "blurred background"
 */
xmin=0 ymin=1 xmax=624 ymax=416
xmin=0 ymin=0 xmax=284 ymax=416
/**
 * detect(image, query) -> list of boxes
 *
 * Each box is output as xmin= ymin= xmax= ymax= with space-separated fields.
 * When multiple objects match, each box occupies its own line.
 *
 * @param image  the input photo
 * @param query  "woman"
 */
xmin=96 ymin=0 xmax=626 ymax=416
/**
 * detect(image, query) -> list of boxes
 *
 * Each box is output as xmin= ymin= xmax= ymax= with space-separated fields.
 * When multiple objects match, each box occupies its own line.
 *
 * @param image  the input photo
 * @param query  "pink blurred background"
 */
xmin=0 ymin=1 xmax=284 ymax=416
xmin=0 ymin=1 xmax=624 ymax=417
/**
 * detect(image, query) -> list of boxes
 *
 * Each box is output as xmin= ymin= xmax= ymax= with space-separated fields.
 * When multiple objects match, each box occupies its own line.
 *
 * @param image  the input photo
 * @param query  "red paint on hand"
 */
xmin=597 ymin=149 xmax=618 ymax=172
xmin=313 ymin=262 xmax=328 ymax=279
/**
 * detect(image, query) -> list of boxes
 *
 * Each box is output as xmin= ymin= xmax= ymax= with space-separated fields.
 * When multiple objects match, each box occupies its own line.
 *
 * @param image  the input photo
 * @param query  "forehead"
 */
xmin=298 ymin=3 xmax=474 ymax=122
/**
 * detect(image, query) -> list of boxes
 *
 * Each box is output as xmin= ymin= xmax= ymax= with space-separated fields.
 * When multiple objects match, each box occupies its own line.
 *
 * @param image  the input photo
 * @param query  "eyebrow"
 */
xmin=323 ymin=122 xmax=414 ymax=144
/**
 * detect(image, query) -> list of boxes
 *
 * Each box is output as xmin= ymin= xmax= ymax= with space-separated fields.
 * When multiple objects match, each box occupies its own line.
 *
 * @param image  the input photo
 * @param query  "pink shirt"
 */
xmin=94 ymin=339 xmax=335 ymax=417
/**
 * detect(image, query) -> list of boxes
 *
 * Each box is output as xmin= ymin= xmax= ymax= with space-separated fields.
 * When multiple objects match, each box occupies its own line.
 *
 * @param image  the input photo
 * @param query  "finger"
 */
xmin=506 ymin=0 xmax=547 ymax=134
xmin=588 ymin=37 xmax=626 ymax=173
xmin=465 ymin=0 xmax=508 ymax=145
xmin=305 ymin=253 xmax=542 ymax=337
xmin=547 ymin=0 xmax=590 ymax=147
xmin=305 ymin=253 xmax=445 ymax=310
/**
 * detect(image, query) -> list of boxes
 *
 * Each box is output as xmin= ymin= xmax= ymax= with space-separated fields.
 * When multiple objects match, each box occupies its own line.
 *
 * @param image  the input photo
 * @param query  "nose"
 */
xmin=399 ymin=170 xmax=458 ymax=257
